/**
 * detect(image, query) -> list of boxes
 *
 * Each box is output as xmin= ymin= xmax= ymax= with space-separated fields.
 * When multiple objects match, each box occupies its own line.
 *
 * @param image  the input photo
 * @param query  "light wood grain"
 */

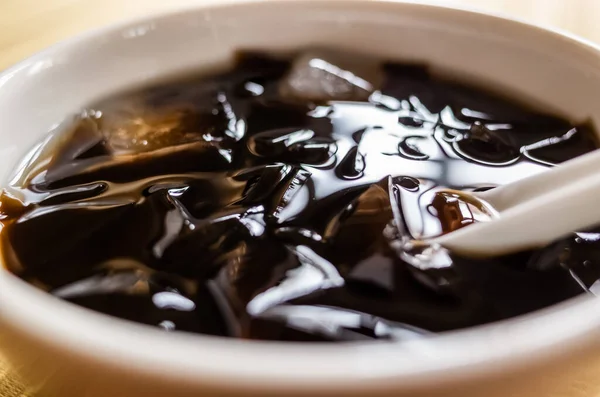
xmin=1 ymin=0 xmax=600 ymax=396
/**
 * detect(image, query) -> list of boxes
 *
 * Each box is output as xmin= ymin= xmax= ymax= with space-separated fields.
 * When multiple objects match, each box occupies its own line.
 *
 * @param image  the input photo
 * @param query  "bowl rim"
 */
xmin=2 ymin=0 xmax=600 ymax=392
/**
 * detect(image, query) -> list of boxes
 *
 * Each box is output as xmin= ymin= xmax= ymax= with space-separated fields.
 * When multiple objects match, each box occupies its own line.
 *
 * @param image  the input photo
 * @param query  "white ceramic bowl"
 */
xmin=2 ymin=1 xmax=600 ymax=396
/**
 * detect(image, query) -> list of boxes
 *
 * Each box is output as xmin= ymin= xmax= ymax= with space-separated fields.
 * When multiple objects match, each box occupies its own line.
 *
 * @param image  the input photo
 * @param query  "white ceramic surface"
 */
xmin=437 ymin=148 xmax=600 ymax=256
xmin=2 ymin=1 xmax=600 ymax=396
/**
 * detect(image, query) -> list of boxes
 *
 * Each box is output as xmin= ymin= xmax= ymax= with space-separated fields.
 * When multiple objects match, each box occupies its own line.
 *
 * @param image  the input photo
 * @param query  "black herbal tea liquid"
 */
xmin=2 ymin=51 xmax=600 ymax=342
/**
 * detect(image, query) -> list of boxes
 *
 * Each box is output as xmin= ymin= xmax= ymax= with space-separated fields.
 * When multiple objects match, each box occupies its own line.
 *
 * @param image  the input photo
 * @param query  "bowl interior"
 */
xmin=1 ymin=0 xmax=600 ymax=392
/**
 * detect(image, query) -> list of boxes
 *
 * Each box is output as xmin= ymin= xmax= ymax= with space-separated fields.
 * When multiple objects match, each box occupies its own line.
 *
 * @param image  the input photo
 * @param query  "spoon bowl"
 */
xmin=434 ymin=147 xmax=600 ymax=256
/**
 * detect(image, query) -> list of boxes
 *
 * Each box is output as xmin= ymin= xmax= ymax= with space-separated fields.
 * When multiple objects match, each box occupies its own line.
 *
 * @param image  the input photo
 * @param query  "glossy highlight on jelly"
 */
xmin=1 ymin=51 xmax=600 ymax=342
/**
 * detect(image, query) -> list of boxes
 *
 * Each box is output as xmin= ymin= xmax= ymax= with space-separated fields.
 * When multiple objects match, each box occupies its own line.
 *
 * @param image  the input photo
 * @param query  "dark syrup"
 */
xmin=2 ymin=51 xmax=600 ymax=342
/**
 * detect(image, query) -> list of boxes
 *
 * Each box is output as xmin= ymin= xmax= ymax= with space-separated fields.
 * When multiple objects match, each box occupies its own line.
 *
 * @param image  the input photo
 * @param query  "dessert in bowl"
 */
xmin=1 ymin=1 xmax=600 ymax=396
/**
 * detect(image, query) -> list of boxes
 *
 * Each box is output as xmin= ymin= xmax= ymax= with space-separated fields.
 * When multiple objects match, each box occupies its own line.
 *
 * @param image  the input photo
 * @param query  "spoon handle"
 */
xmin=478 ymin=144 xmax=600 ymax=211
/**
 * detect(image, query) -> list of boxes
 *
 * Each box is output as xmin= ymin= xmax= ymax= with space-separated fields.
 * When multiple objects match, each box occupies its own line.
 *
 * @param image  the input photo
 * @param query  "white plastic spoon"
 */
xmin=432 ymin=146 xmax=600 ymax=256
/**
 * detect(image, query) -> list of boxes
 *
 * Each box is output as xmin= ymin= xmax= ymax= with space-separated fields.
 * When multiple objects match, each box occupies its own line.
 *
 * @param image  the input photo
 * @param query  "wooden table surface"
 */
xmin=2 ymin=0 xmax=600 ymax=396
